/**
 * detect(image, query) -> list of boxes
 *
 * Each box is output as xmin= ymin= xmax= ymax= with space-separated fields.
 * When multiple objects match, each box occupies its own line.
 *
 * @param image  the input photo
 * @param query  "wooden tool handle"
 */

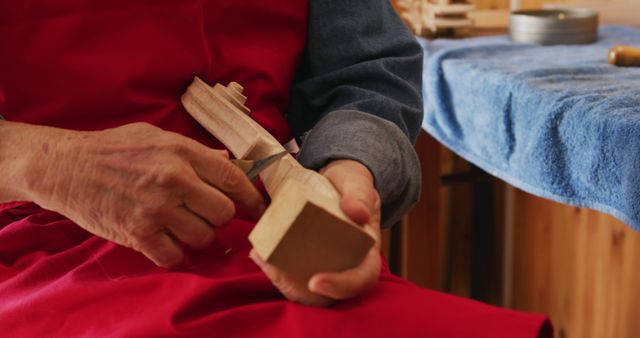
xmin=608 ymin=45 xmax=640 ymax=67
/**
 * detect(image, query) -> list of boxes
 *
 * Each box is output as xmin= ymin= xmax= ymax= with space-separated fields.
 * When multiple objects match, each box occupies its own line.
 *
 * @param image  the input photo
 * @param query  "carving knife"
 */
xmin=231 ymin=150 xmax=288 ymax=181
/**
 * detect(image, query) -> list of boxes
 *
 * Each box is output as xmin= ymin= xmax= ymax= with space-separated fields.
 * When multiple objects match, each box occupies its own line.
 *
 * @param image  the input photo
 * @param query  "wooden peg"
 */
xmin=181 ymin=77 xmax=375 ymax=284
xmin=608 ymin=45 xmax=640 ymax=67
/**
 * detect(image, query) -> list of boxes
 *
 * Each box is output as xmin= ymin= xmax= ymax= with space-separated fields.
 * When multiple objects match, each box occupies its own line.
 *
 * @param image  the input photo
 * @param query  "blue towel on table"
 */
xmin=419 ymin=26 xmax=640 ymax=231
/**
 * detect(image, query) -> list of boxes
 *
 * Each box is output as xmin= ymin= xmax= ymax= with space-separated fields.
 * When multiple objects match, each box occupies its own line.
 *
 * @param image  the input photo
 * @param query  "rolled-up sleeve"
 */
xmin=287 ymin=0 xmax=424 ymax=228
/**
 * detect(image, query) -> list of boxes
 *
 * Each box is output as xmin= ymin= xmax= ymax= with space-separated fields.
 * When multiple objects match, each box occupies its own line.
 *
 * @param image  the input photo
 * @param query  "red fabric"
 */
xmin=0 ymin=1 xmax=552 ymax=337
xmin=0 ymin=203 xmax=552 ymax=338
xmin=0 ymin=0 xmax=298 ymax=145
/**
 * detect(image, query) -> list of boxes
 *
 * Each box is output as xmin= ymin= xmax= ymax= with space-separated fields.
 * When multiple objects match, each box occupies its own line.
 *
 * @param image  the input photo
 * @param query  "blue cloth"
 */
xmin=420 ymin=26 xmax=640 ymax=231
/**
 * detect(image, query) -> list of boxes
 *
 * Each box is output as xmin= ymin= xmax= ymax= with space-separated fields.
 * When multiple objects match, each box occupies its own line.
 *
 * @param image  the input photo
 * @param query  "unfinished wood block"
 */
xmin=425 ymin=2 xmax=474 ymax=15
xmin=182 ymin=77 xmax=340 ymax=199
xmin=181 ymin=77 xmax=265 ymax=160
xmin=181 ymin=77 xmax=375 ymax=284
xmin=427 ymin=17 xmax=474 ymax=31
xmin=394 ymin=0 xmax=424 ymax=34
xmin=423 ymin=0 xmax=474 ymax=35
xmin=249 ymin=178 xmax=375 ymax=284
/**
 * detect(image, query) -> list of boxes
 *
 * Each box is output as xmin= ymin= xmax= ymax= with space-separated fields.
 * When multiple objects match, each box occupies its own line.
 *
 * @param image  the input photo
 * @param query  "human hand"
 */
xmin=24 ymin=122 xmax=265 ymax=268
xmin=249 ymin=159 xmax=381 ymax=307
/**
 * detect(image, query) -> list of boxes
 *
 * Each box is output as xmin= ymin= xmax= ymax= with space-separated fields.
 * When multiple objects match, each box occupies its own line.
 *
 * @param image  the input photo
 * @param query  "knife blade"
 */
xmin=231 ymin=150 xmax=288 ymax=181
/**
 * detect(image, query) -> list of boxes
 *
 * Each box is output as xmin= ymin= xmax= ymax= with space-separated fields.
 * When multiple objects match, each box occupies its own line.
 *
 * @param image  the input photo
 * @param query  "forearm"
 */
xmin=0 ymin=121 xmax=80 ymax=204
xmin=297 ymin=111 xmax=420 ymax=228
xmin=288 ymin=0 xmax=423 ymax=227
xmin=0 ymin=121 xmax=39 ymax=202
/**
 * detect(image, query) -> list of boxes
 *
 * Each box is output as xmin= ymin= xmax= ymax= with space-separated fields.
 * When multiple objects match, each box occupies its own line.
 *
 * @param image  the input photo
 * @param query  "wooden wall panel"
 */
xmin=508 ymin=189 xmax=640 ymax=338
xmin=438 ymin=146 xmax=474 ymax=297
xmin=547 ymin=0 xmax=640 ymax=26
xmin=398 ymin=131 xmax=445 ymax=289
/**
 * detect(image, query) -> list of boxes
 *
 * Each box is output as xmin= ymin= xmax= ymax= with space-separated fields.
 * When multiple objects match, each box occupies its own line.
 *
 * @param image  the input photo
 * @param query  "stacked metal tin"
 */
xmin=510 ymin=9 xmax=599 ymax=45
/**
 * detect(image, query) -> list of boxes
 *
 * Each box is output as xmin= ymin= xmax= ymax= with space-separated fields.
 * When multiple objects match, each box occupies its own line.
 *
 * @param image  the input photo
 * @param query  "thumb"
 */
xmin=322 ymin=160 xmax=378 ymax=226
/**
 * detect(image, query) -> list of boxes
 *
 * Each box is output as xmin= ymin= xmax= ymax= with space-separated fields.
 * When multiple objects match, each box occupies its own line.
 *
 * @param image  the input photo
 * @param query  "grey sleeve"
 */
xmin=286 ymin=0 xmax=424 ymax=228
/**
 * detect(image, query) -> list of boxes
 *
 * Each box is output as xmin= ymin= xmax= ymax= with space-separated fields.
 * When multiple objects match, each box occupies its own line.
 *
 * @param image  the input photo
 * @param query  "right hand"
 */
xmin=22 ymin=122 xmax=265 ymax=268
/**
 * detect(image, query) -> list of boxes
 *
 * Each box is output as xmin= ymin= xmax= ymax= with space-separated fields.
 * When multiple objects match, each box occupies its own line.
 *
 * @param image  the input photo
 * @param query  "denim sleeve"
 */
xmin=287 ymin=0 xmax=424 ymax=228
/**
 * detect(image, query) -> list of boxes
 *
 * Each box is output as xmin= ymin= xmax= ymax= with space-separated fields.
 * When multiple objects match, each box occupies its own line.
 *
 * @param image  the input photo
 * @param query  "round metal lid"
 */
xmin=510 ymin=9 xmax=599 ymax=45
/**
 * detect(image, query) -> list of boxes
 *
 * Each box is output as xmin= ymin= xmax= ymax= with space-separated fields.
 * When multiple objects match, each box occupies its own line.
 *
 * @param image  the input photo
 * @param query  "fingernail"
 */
xmin=313 ymin=280 xmax=333 ymax=294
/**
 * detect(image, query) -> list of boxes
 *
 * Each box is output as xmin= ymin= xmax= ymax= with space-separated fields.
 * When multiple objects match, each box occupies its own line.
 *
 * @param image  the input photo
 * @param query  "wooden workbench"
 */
xmin=387 ymin=2 xmax=640 ymax=336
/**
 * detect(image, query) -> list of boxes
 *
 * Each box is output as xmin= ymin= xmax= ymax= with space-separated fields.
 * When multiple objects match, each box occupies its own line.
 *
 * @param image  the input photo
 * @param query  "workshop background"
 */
xmin=384 ymin=1 xmax=640 ymax=338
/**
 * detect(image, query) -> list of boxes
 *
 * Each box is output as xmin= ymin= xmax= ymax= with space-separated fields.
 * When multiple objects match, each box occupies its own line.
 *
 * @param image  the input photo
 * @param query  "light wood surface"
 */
xmin=181 ymin=78 xmax=375 ymax=284
xmin=427 ymin=2 xmax=475 ymax=14
xmin=507 ymin=188 xmax=640 ymax=338
xmin=393 ymin=0 xmax=475 ymax=35
xmin=544 ymin=0 xmax=640 ymax=27
xmin=468 ymin=9 xmax=510 ymax=28
xmin=182 ymin=78 xmax=339 ymax=199
xmin=252 ymin=179 xmax=375 ymax=284
xmin=474 ymin=0 xmax=640 ymax=27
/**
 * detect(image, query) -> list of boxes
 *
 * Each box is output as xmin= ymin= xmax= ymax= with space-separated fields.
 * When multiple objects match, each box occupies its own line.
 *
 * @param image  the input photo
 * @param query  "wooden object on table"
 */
xmin=424 ymin=0 xmax=475 ymax=34
xmin=181 ymin=77 xmax=375 ymax=284
xmin=467 ymin=9 xmax=510 ymax=29
xmin=394 ymin=0 xmax=424 ymax=34
xmin=608 ymin=45 xmax=640 ymax=67
xmin=393 ymin=0 xmax=474 ymax=36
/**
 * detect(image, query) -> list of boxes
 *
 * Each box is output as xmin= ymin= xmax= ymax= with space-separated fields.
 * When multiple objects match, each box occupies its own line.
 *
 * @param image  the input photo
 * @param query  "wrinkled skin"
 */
xmin=18 ymin=122 xmax=265 ymax=268
xmin=1 ymin=121 xmax=381 ymax=306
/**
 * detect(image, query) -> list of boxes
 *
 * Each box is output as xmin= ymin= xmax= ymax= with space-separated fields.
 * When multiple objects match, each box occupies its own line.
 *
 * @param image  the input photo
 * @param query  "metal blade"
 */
xmin=232 ymin=150 xmax=288 ymax=181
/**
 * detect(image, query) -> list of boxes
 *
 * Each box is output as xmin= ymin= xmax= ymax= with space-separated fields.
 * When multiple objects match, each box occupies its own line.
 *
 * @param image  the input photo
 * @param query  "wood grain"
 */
xmin=251 ymin=179 xmax=375 ymax=285
xmin=399 ymin=131 xmax=444 ymax=289
xmin=181 ymin=77 xmax=375 ymax=284
xmin=182 ymin=77 xmax=338 ymax=199
xmin=508 ymin=188 xmax=640 ymax=338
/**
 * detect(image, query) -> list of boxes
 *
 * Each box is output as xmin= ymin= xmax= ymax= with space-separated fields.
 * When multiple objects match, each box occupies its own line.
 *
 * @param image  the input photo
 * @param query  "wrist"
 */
xmin=0 ymin=122 xmax=82 ymax=204
xmin=26 ymin=126 xmax=88 ymax=208
xmin=0 ymin=122 xmax=35 ymax=201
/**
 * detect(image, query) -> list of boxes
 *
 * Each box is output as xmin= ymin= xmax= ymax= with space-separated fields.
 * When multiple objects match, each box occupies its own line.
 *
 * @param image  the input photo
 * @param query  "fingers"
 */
xmin=133 ymin=232 xmax=185 ymax=269
xmin=322 ymin=160 xmax=379 ymax=226
xmin=249 ymin=250 xmax=334 ymax=307
xmin=183 ymin=180 xmax=236 ymax=227
xmin=190 ymin=147 xmax=266 ymax=215
xmin=248 ymin=159 xmax=384 ymax=304
xmin=134 ymin=206 xmax=217 ymax=268
xmin=308 ymin=248 xmax=381 ymax=300
xmin=338 ymin=178 xmax=377 ymax=225
xmin=165 ymin=207 xmax=216 ymax=249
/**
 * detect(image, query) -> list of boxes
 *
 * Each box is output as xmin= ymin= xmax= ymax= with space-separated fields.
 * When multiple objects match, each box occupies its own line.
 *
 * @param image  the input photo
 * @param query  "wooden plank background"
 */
xmin=509 ymin=188 xmax=640 ymax=338
xmin=389 ymin=2 xmax=640 ymax=337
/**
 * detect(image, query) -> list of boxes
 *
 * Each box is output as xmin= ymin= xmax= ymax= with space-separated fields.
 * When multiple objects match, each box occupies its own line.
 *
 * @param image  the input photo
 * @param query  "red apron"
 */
xmin=0 ymin=1 xmax=552 ymax=337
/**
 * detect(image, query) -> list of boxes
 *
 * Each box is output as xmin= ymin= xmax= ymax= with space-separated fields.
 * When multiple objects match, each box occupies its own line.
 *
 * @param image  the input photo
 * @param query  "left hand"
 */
xmin=249 ymin=159 xmax=382 ymax=307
